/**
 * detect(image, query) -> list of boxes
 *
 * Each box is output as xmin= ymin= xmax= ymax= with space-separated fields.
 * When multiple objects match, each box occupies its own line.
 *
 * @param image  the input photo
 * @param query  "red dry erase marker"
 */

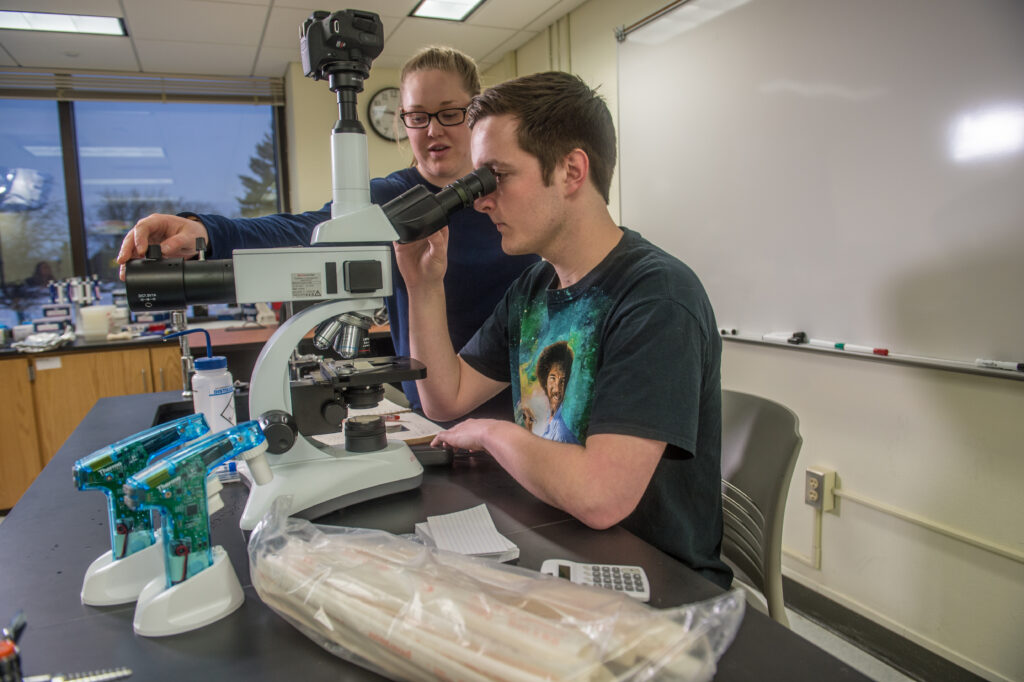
xmin=838 ymin=343 xmax=889 ymax=356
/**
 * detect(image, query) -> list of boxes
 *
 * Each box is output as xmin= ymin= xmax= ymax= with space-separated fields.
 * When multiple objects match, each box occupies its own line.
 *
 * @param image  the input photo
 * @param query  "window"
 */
xmin=75 ymin=101 xmax=279 ymax=281
xmin=0 ymin=98 xmax=282 ymax=326
xmin=0 ymin=99 xmax=70 ymax=327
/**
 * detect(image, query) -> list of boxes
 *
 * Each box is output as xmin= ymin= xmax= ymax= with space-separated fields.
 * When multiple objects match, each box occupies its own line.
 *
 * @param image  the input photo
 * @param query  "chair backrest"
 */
xmin=720 ymin=389 xmax=802 ymax=626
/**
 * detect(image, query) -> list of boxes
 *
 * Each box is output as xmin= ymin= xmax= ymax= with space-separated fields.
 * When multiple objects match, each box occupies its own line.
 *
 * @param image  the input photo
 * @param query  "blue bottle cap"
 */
xmin=194 ymin=356 xmax=227 ymax=371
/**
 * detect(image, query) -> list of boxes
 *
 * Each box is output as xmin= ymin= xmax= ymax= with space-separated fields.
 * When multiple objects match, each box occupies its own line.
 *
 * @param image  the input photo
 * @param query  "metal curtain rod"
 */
xmin=615 ymin=0 xmax=693 ymax=42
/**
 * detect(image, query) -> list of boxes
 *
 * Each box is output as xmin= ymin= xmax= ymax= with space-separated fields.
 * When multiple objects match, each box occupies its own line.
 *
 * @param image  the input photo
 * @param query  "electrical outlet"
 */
xmin=804 ymin=468 xmax=835 ymax=512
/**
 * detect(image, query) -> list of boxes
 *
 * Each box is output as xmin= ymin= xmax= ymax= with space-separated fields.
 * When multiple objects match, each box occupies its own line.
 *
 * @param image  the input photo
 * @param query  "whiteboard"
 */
xmin=617 ymin=0 xmax=1024 ymax=365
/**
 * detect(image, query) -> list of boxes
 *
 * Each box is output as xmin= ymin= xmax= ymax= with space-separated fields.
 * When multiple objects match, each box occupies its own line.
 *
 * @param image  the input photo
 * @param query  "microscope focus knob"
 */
xmin=322 ymin=401 xmax=347 ymax=427
xmin=258 ymin=410 xmax=297 ymax=454
xmin=345 ymin=415 xmax=387 ymax=453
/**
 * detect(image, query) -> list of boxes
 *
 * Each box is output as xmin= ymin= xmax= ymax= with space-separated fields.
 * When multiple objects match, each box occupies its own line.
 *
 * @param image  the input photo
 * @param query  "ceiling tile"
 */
xmin=469 ymin=0 xmax=565 ymax=30
xmin=124 ymin=0 xmax=267 ymax=43
xmin=379 ymin=17 xmax=515 ymax=67
xmin=524 ymin=0 xmax=590 ymax=32
xmin=272 ymin=0 xmax=418 ymax=12
xmin=0 ymin=0 xmax=571 ymax=78
xmin=252 ymin=45 xmax=297 ymax=78
xmin=3 ymin=0 xmax=125 ymax=16
xmin=135 ymin=39 xmax=258 ymax=76
xmin=0 ymin=31 xmax=139 ymax=71
xmin=479 ymin=29 xmax=540 ymax=64
xmin=261 ymin=6 xmax=404 ymax=51
xmin=127 ymin=0 xmax=270 ymax=7
xmin=262 ymin=6 xmax=320 ymax=50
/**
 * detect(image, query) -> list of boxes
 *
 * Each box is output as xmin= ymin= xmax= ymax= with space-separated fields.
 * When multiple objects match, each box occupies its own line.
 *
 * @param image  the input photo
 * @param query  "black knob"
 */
xmin=258 ymin=410 xmax=297 ymax=454
xmin=321 ymin=400 xmax=347 ymax=427
xmin=146 ymin=244 xmax=162 ymax=260
xmin=344 ymin=414 xmax=387 ymax=453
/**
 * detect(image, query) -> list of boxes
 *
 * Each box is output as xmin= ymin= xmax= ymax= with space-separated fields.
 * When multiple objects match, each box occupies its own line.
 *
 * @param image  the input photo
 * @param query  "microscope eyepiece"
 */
xmin=384 ymin=166 xmax=498 ymax=243
xmin=438 ymin=166 xmax=497 ymax=211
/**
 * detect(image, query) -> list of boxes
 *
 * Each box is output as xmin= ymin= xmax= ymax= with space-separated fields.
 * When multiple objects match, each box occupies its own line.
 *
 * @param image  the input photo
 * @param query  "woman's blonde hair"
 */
xmin=400 ymin=45 xmax=481 ymax=96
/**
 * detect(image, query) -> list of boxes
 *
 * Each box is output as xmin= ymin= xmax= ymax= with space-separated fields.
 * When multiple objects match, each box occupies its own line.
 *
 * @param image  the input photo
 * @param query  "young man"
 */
xmin=394 ymin=72 xmax=732 ymax=589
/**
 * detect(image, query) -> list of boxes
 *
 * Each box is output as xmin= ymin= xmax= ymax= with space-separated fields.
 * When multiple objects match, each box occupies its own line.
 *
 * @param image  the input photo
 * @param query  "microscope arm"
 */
xmin=248 ymin=297 xmax=383 ymax=455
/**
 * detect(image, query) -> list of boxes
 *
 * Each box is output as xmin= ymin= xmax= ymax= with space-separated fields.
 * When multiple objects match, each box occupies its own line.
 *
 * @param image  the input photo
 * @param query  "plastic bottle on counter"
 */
xmin=191 ymin=355 xmax=236 ymax=433
xmin=163 ymin=328 xmax=236 ymax=433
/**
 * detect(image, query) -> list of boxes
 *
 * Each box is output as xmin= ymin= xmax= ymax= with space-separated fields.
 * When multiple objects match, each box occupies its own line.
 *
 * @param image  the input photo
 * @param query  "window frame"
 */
xmin=0 ymin=68 xmax=289 ymax=280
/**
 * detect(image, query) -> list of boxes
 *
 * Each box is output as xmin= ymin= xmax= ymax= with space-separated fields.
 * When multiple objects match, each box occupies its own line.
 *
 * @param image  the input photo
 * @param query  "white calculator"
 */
xmin=540 ymin=559 xmax=650 ymax=602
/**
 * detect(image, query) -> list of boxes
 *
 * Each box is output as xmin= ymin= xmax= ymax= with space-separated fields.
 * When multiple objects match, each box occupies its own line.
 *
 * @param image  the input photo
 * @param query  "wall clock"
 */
xmin=367 ymin=87 xmax=407 ymax=141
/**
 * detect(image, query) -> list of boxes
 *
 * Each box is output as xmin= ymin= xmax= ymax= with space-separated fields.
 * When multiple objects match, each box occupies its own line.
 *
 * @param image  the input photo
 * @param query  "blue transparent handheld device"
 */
xmin=73 ymin=414 xmax=210 ymax=560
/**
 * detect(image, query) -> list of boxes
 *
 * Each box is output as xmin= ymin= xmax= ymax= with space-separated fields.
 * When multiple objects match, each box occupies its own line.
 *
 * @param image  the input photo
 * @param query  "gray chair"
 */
xmin=720 ymin=389 xmax=802 ymax=627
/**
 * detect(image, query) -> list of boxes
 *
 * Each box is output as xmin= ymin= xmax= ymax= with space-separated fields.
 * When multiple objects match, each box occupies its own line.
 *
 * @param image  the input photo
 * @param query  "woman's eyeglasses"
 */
xmin=399 ymin=107 xmax=467 ymax=128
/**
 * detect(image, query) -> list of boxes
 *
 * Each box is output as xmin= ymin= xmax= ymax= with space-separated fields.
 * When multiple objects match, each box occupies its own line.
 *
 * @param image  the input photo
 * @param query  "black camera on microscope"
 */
xmin=301 ymin=10 xmax=383 ymax=90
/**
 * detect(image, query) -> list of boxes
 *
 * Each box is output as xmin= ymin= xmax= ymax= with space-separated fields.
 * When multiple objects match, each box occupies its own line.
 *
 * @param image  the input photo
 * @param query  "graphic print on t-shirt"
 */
xmin=512 ymin=287 xmax=612 ymax=445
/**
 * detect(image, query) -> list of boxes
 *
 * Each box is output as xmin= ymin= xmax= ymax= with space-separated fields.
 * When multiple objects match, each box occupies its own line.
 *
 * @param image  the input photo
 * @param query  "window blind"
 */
xmin=0 ymin=68 xmax=284 ymax=105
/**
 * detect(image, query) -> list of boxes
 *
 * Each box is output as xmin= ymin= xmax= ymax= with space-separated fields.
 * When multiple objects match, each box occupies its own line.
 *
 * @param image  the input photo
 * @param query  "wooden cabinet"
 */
xmin=0 ymin=357 xmax=43 ymax=509
xmin=2 ymin=345 xmax=183 ymax=507
xmin=2 ymin=333 xmax=270 ymax=507
xmin=150 ymin=344 xmax=187 ymax=393
xmin=31 ymin=348 xmax=154 ymax=466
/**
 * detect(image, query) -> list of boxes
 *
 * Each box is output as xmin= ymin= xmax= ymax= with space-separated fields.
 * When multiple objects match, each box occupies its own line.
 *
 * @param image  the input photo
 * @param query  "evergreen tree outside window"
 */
xmin=237 ymin=130 xmax=279 ymax=218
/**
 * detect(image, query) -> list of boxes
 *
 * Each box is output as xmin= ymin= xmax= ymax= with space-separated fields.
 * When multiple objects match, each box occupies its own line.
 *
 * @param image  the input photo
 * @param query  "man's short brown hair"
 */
xmin=467 ymin=71 xmax=616 ymax=204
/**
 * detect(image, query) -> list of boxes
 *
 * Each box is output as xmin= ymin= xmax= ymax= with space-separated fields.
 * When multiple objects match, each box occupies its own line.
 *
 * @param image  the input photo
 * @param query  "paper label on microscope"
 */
xmin=290 ymin=272 xmax=323 ymax=298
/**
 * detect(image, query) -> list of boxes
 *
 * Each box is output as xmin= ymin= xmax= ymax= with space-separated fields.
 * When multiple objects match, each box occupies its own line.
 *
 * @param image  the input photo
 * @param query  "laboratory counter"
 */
xmin=0 ymin=320 xmax=391 ymax=362
xmin=0 ymin=392 xmax=869 ymax=681
xmin=0 ymin=322 xmax=393 ymax=510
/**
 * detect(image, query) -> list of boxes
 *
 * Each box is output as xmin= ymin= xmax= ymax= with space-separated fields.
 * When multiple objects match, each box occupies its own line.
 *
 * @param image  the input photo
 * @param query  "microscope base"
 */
xmin=238 ymin=440 xmax=423 ymax=531
xmin=133 ymin=546 xmax=243 ymax=637
xmin=81 ymin=539 xmax=164 ymax=606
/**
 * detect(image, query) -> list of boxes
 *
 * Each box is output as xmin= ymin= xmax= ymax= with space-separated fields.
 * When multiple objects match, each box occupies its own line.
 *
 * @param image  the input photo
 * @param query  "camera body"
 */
xmin=300 ymin=9 xmax=384 ymax=84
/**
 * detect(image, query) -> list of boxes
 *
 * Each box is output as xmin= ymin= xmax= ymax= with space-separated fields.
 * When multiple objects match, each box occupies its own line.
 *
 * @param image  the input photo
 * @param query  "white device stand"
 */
xmin=81 ymin=538 xmax=164 ymax=606
xmin=133 ymin=546 xmax=243 ymax=637
xmin=238 ymin=296 xmax=423 ymax=531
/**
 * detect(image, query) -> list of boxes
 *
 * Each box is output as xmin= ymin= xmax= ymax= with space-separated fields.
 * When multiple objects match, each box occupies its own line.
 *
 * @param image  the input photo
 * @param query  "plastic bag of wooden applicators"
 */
xmin=249 ymin=498 xmax=745 ymax=681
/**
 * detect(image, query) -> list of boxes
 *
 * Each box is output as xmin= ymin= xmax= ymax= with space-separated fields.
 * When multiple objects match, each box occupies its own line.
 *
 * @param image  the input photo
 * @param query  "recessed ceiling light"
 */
xmin=82 ymin=179 xmax=174 ymax=186
xmin=410 ymin=0 xmax=487 ymax=22
xmin=25 ymin=146 xmax=165 ymax=158
xmin=0 ymin=11 xmax=127 ymax=36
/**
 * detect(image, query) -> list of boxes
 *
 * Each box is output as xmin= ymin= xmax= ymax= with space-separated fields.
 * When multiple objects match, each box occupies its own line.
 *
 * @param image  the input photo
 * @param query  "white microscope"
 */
xmin=124 ymin=8 xmax=496 ymax=531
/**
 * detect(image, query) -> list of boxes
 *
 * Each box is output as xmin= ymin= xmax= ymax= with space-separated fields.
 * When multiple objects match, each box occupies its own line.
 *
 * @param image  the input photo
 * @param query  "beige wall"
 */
xmin=724 ymin=342 xmax=1024 ymax=681
xmin=281 ymin=1 xmax=1024 ymax=678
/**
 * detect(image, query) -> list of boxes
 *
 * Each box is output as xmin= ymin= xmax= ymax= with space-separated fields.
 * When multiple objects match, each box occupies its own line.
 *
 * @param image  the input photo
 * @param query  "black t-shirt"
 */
xmin=461 ymin=227 xmax=732 ymax=588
